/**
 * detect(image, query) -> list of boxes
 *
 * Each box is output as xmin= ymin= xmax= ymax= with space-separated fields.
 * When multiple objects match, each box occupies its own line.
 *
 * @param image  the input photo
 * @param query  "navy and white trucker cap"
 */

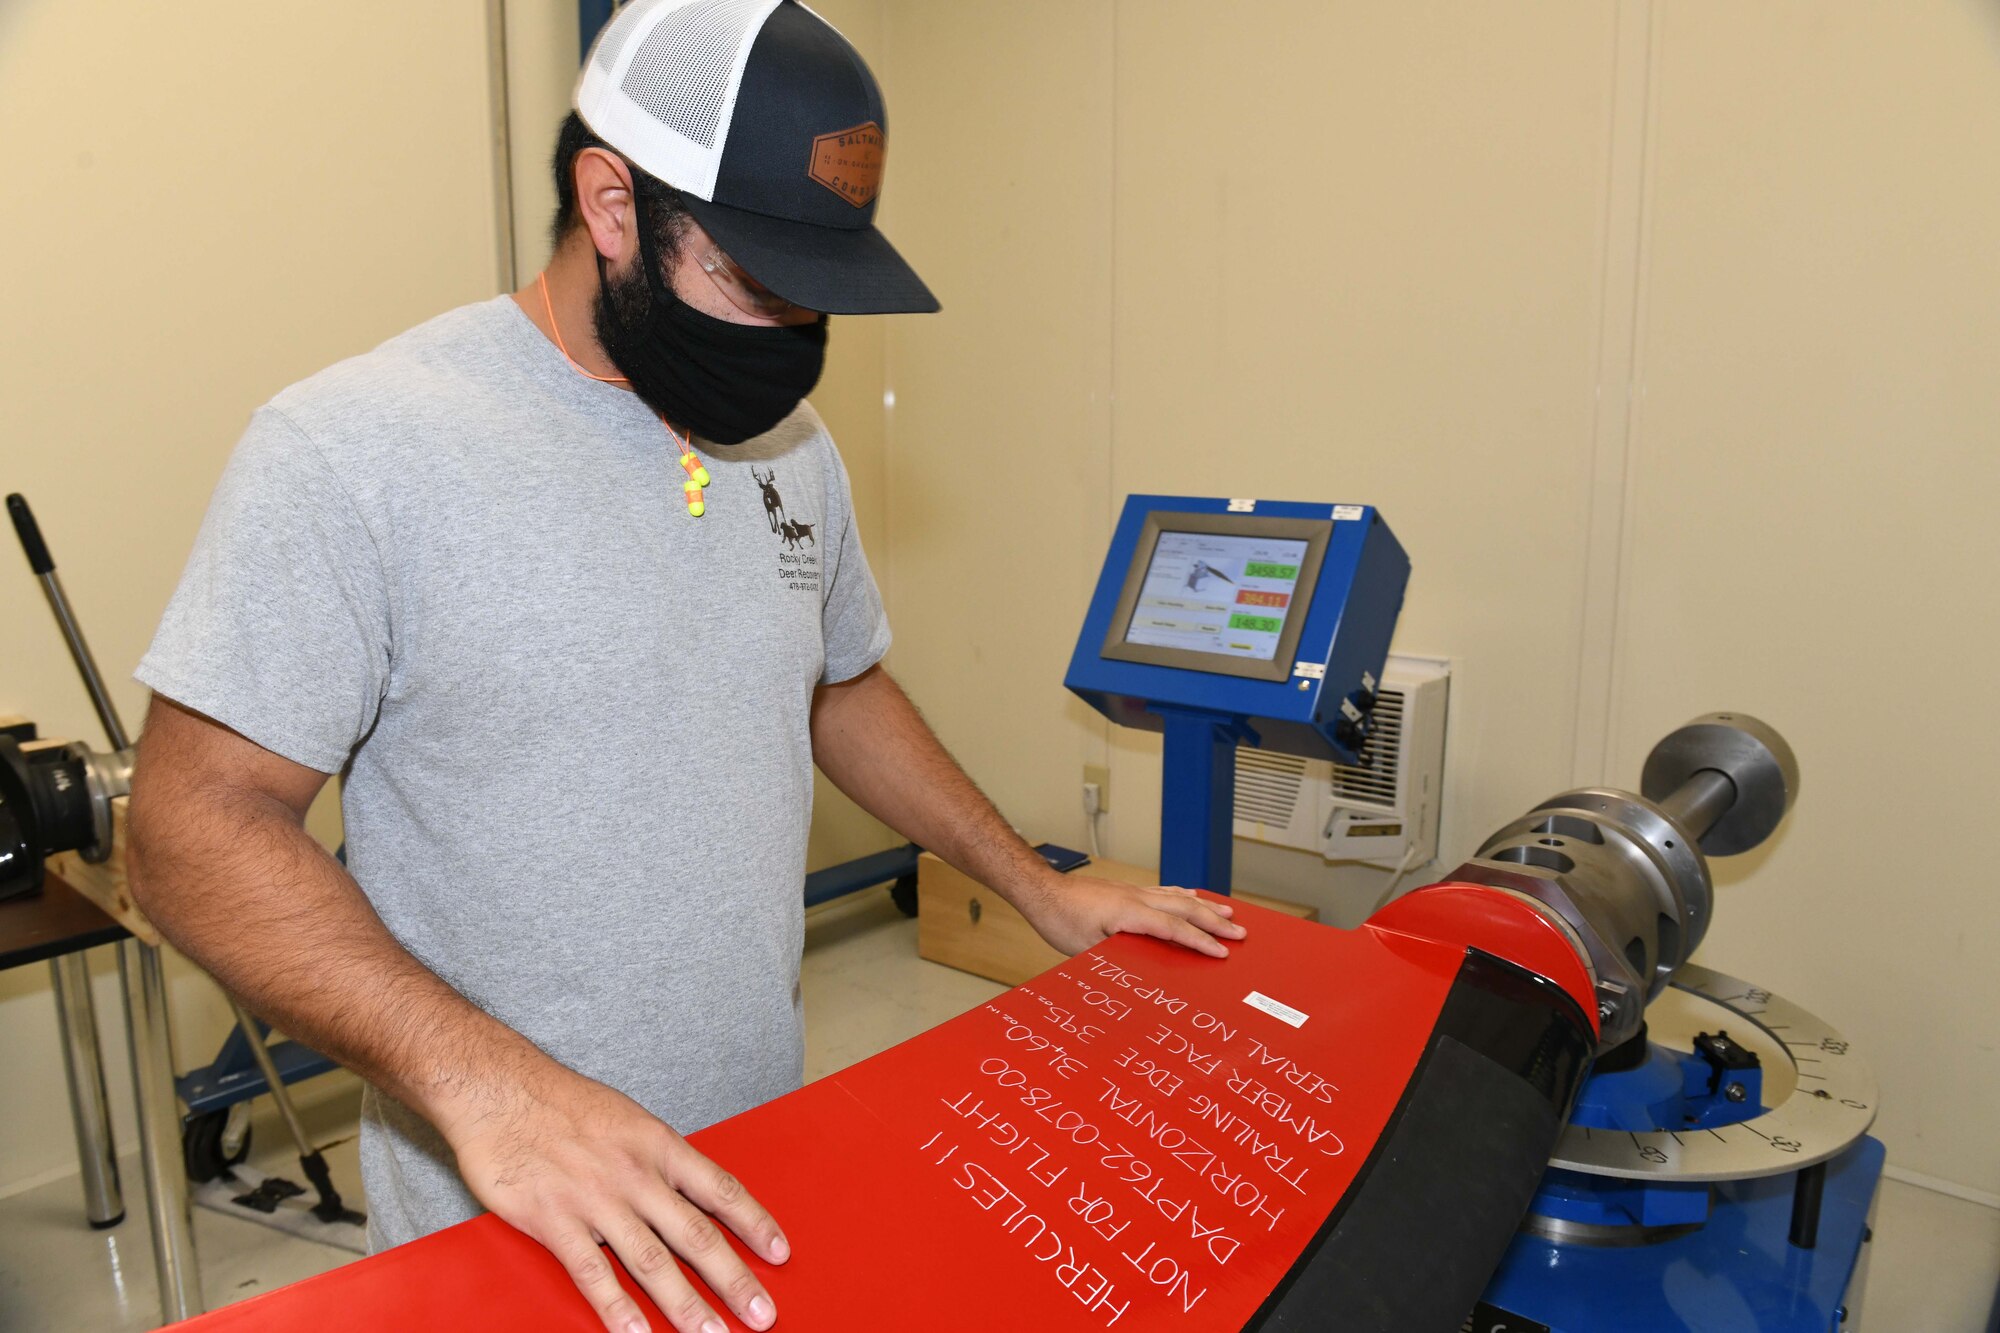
xmin=575 ymin=0 xmax=938 ymax=315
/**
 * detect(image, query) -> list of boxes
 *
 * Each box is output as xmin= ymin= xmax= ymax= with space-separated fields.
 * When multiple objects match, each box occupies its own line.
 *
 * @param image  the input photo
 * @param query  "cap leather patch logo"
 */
xmin=809 ymin=122 xmax=884 ymax=207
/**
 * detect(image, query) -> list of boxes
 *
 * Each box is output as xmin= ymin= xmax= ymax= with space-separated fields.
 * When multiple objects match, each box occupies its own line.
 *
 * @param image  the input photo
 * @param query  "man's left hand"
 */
xmin=1014 ymin=871 xmax=1247 ymax=959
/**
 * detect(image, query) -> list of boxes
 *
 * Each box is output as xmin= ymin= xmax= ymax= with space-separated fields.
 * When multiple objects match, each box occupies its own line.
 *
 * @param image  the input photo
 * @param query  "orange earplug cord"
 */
xmin=538 ymin=271 xmax=710 ymax=516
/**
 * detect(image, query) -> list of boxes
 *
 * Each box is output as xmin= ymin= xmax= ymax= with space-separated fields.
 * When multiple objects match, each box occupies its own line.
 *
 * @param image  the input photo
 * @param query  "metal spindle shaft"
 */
xmin=120 ymin=941 xmax=201 ymax=1320
xmin=8 ymin=495 xmax=132 ymax=751
xmin=12 ymin=494 xmax=199 ymax=1308
xmin=50 ymin=953 xmax=123 ymax=1227
xmin=227 ymin=997 xmax=316 ymax=1154
xmin=35 ymin=570 xmax=131 ymax=751
xmin=1657 ymin=768 xmax=1737 ymax=841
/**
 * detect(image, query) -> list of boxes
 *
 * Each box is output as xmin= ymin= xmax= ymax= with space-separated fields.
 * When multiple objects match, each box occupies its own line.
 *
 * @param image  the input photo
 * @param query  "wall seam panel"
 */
xmin=1569 ymin=0 xmax=1657 ymax=789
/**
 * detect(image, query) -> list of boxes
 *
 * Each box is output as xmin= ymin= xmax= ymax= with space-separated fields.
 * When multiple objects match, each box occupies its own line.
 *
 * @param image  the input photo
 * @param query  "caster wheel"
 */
xmin=890 ymin=872 xmax=919 ymax=918
xmin=183 ymin=1109 xmax=251 ymax=1183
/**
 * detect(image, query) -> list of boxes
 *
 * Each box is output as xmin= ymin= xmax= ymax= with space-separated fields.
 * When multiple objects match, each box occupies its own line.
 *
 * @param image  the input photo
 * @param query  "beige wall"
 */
xmin=871 ymin=0 xmax=1119 ymax=854
xmin=870 ymin=0 xmax=2000 ymax=1201
xmin=1609 ymin=0 xmax=2000 ymax=1197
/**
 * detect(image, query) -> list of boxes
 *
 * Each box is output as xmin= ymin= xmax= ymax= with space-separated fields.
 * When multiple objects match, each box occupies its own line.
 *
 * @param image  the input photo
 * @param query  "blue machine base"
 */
xmin=803 ymin=842 xmax=921 ymax=908
xmin=1478 ymin=1136 xmax=1884 ymax=1332
xmin=177 ymin=1022 xmax=339 ymax=1118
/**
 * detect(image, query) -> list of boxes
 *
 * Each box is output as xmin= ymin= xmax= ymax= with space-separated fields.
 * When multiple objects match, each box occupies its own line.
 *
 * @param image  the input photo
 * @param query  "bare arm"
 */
xmin=127 ymin=698 xmax=528 ymax=1124
xmin=127 ymin=696 xmax=787 ymax=1333
xmin=809 ymin=666 xmax=1244 ymax=957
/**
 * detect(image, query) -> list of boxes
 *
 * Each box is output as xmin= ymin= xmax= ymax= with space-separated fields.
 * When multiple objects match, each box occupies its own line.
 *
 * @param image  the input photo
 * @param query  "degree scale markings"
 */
xmin=905 ymin=945 xmax=1380 ymax=1330
xmin=1546 ymin=964 xmax=1878 ymax=1183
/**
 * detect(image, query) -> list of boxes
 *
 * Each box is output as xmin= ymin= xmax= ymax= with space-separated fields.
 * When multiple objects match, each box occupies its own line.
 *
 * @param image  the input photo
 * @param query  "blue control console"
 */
xmin=1065 ymin=496 xmax=1408 ymax=892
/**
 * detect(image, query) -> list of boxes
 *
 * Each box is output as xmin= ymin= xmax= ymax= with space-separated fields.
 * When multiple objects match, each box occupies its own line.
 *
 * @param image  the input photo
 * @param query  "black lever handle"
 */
xmin=6 ymin=493 xmax=55 ymax=575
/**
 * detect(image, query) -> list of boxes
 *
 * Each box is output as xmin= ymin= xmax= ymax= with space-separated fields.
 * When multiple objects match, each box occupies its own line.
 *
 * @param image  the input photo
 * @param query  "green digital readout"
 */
xmin=1121 ymin=527 xmax=1314 ymax=666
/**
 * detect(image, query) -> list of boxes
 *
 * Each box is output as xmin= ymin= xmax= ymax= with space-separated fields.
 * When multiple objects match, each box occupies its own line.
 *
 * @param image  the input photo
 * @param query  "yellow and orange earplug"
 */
xmin=679 ymin=450 xmax=710 ymax=516
xmin=668 ymin=423 xmax=710 ymax=517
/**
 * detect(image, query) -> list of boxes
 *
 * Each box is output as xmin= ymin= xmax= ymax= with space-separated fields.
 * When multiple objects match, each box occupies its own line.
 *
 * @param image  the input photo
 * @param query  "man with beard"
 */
xmin=125 ymin=4 xmax=1244 ymax=1332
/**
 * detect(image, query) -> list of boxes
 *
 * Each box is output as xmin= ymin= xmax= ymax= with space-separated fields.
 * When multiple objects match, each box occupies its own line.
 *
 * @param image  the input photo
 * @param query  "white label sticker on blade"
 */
xmin=1332 ymin=504 xmax=1365 ymax=522
xmin=1227 ymin=498 xmax=1257 ymax=512
xmin=1244 ymin=991 xmax=1308 ymax=1028
xmin=1293 ymin=661 xmax=1326 ymax=680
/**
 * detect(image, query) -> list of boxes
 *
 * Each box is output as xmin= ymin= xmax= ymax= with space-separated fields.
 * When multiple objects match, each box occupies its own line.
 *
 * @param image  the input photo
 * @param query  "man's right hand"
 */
xmin=444 ymin=1063 xmax=791 ymax=1333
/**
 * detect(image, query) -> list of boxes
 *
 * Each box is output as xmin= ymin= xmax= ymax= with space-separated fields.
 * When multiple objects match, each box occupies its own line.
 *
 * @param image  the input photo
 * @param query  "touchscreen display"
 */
xmin=1121 ymin=531 xmax=1310 ymax=662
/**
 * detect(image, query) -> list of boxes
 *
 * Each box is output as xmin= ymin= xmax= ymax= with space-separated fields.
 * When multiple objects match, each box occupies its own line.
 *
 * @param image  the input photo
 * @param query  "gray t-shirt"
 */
xmin=138 ymin=296 xmax=891 ymax=1249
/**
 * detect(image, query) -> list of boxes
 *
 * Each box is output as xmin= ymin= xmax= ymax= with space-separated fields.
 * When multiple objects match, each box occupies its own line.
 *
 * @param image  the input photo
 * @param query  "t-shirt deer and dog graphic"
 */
xmin=751 ymin=466 xmax=816 ymax=549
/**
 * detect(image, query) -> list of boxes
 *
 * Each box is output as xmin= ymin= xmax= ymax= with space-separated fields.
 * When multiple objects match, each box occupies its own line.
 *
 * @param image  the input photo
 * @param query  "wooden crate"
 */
xmin=916 ymin=853 xmax=1316 ymax=987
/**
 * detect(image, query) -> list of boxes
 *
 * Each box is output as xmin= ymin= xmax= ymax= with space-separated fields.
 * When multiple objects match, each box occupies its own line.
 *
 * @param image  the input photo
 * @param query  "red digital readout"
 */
xmin=1235 ymin=590 xmax=1291 ymax=609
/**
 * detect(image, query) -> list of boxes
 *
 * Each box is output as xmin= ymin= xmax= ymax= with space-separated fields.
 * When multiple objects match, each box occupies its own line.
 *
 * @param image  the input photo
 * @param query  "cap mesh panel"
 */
xmin=619 ymin=0 xmax=770 ymax=151
xmin=591 ymin=1 xmax=656 ymax=74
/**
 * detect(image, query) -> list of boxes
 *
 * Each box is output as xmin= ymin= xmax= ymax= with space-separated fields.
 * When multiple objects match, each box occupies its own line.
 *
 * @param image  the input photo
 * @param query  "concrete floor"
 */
xmin=2 ymin=888 xmax=1995 ymax=1330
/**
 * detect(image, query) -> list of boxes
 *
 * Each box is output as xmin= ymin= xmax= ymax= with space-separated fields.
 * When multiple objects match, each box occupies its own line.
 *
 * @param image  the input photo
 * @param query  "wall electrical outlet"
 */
xmin=1083 ymin=764 xmax=1111 ymax=810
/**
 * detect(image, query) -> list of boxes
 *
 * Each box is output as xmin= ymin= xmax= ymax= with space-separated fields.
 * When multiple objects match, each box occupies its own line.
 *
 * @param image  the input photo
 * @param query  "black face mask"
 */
xmin=594 ymin=192 xmax=828 ymax=446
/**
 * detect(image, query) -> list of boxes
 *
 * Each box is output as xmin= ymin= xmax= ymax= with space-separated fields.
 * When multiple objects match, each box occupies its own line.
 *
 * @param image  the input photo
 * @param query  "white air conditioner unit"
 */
xmin=1232 ymin=654 xmax=1450 ymax=870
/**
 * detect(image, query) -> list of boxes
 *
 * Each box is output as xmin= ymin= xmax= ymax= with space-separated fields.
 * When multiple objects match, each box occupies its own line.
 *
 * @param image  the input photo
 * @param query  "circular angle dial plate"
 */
xmin=1547 ymin=964 xmax=1877 ymax=1182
